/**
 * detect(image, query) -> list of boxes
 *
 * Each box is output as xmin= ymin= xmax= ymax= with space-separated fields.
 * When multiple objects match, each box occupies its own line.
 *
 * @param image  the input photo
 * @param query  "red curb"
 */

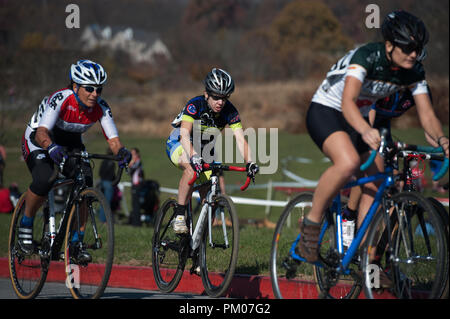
xmin=1 ymin=257 xmax=396 ymax=299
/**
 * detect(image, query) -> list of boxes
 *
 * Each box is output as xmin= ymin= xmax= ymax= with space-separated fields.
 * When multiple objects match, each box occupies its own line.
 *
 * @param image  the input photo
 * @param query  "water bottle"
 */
xmin=342 ymin=207 xmax=357 ymax=249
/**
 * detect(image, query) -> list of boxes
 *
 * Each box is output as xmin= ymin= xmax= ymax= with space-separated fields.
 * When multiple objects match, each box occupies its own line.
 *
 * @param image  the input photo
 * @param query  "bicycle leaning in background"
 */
xmin=270 ymin=129 xmax=449 ymax=299
xmin=152 ymin=162 xmax=253 ymax=297
xmin=9 ymin=151 xmax=123 ymax=299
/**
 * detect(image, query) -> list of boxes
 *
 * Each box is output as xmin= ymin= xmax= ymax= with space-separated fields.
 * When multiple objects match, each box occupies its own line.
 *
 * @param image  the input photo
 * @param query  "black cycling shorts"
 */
xmin=306 ymin=102 xmax=370 ymax=154
xmin=26 ymin=147 xmax=93 ymax=197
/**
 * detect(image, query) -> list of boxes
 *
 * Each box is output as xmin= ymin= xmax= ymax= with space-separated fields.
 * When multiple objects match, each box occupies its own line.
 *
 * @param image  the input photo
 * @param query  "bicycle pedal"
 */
xmin=190 ymin=265 xmax=201 ymax=276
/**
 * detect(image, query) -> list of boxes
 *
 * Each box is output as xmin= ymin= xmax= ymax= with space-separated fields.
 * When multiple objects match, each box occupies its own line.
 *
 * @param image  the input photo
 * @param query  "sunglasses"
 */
xmin=209 ymin=94 xmax=229 ymax=101
xmin=397 ymin=42 xmax=423 ymax=56
xmin=82 ymin=85 xmax=103 ymax=94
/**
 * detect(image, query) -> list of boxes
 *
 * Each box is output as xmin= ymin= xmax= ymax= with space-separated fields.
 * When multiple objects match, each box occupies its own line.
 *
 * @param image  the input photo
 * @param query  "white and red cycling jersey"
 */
xmin=22 ymin=88 xmax=119 ymax=160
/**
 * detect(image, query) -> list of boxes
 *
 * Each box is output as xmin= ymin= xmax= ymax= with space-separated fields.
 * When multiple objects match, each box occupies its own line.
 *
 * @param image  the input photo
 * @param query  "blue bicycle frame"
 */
xmin=288 ymin=166 xmax=395 ymax=274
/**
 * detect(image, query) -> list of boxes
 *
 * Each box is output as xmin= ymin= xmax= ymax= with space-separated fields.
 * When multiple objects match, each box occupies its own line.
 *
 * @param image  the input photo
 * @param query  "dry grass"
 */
xmin=111 ymin=77 xmax=449 ymax=138
xmin=112 ymin=79 xmax=323 ymax=137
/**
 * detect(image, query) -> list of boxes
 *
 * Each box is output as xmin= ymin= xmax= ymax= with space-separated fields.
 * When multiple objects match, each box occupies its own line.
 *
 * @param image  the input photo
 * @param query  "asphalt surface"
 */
xmin=0 ymin=277 xmax=210 ymax=299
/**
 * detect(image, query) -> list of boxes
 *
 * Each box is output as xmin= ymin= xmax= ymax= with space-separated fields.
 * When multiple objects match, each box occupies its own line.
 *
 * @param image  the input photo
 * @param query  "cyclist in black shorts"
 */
xmin=298 ymin=11 xmax=449 ymax=262
xmin=19 ymin=60 xmax=132 ymax=258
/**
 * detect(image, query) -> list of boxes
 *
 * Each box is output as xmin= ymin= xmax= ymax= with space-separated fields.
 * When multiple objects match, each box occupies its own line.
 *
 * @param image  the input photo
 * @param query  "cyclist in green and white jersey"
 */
xmin=298 ymin=10 xmax=449 ymax=262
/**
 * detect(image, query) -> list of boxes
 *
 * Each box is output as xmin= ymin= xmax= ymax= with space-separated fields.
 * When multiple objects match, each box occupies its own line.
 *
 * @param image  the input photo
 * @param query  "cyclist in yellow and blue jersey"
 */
xmin=166 ymin=68 xmax=259 ymax=233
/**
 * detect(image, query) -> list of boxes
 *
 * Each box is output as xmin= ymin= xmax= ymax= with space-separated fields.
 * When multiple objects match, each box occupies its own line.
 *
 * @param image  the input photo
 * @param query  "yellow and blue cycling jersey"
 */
xmin=166 ymin=95 xmax=242 ymax=168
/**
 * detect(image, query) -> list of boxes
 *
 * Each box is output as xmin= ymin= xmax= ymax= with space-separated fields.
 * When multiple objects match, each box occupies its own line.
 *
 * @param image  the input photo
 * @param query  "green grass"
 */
xmin=1 ymin=127 xmax=448 ymax=276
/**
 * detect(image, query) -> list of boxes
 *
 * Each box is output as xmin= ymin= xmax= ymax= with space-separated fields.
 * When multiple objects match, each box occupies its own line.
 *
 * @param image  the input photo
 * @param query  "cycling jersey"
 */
xmin=22 ymin=88 xmax=119 ymax=159
xmin=371 ymin=89 xmax=415 ymax=119
xmin=167 ymin=95 xmax=242 ymax=167
xmin=312 ymin=42 xmax=429 ymax=116
xmin=171 ymin=95 xmax=242 ymax=132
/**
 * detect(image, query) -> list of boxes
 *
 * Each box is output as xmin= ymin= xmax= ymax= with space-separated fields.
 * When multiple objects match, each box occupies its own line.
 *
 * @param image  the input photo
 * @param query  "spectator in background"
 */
xmin=129 ymin=147 xmax=144 ymax=226
xmin=99 ymin=148 xmax=117 ymax=222
xmin=0 ymin=182 xmax=14 ymax=214
xmin=0 ymin=144 xmax=6 ymax=186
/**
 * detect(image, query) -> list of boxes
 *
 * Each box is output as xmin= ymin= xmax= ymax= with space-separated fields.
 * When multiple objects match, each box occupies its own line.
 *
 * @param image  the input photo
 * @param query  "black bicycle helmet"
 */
xmin=204 ymin=68 xmax=235 ymax=96
xmin=381 ymin=10 xmax=429 ymax=51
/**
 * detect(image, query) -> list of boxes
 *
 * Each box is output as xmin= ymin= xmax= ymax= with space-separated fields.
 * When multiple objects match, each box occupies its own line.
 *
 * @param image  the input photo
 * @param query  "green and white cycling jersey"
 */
xmin=311 ymin=42 xmax=429 ymax=116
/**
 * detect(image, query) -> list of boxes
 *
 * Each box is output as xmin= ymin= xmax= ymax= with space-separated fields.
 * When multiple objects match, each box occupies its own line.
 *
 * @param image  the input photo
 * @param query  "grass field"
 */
xmin=0 ymin=127 xmax=448 ymax=276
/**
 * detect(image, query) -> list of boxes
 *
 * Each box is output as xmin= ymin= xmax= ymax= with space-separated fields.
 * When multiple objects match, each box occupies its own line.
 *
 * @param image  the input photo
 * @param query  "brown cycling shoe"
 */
xmin=298 ymin=219 xmax=321 ymax=263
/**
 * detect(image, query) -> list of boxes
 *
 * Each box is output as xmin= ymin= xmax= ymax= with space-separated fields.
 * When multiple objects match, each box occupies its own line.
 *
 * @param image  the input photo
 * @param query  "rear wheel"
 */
xmin=152 ymin=198 xmax=188 ymax=293
xmin=8 ymin=193 xmax=48 ymax=299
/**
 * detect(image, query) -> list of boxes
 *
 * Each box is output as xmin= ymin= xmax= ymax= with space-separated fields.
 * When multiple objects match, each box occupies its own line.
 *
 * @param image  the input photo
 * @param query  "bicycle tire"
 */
xmin=270 ymin=192 xmax=315 ymax=299
xmin=314 ymin=213 xmax=362 ymax=299
xmin=152 ymin=198 xmax=188 ymax=293
xmin=362 ymin=191 xmax=448 ymax=299
xmin=64 ymin=187 xmax=114 ymax=299
xmin=8 ymin=193 xmax=48 ymax=299
xmin=427 ymin=197 xmax=449 ymax=299
xmin=199 ymin=194 xmax=239 ymax=297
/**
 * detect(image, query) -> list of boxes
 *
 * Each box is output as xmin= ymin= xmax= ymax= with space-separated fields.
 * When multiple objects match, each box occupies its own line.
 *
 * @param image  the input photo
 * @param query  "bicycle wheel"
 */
xmin=199 ymin=194 xmax=239 ymax=297
xmin=152 ymin=198 xmax=188 ymax=293
xmin=64 ymin=187 xmax=114 ymax=299
xmin=427 ymin=197 xmax=449 ymax=299
xmin=8 ymin=193 xmax=49 ymax=299
xmin=314 ymin=212 xmax=362 ymax=299
xmin=362 ymin=191 xmax=448 ymax=299
xmin=270 ymin=192 xmax=361 ymax=299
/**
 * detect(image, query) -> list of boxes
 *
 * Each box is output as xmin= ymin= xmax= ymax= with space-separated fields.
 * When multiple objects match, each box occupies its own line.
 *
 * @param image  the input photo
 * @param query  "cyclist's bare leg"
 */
xmin=356 ymin=153 xmax=384 ymax=229
xmin=347 ymin=185 xmax=362 ymax=211
xmin=23 ymin=188 xmax=47 ymax=218
xmin=308 ymin=132 xmax=360 ymax=224
xmin=177 ymin=160 xmax=195 ymax=206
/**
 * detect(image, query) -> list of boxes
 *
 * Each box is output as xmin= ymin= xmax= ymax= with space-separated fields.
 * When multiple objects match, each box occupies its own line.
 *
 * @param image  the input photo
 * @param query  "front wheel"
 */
xmin=64 ymin=187 xmax=114 ymax=299
xmin=199 ymin=194 xmax=239 ymax=297
xmin=362 ymin=191 xmax=448 ymax=299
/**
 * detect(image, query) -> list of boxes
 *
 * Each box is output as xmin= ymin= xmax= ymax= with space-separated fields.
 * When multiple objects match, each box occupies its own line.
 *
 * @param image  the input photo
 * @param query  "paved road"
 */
xmin=0 ymin=277 xmax=210 ymax=299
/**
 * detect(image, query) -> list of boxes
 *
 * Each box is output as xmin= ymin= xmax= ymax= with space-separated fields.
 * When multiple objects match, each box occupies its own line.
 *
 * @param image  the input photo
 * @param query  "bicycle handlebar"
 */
xmin=360 ymin=128 xmax=389 ymax=171
xmin=399 ymin=144 xmax=449 ymax=181
xmin=49 ymin=151 xmax=125 ymax=186
xmin=188 ymin=163 xmax=253 ymax=191
xmin=360 ymin=128 xmax=449 ymax=181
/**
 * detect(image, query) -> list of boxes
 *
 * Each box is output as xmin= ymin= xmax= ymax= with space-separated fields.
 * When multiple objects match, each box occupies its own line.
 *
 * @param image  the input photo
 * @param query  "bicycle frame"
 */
xmin=186 ymin=163 xmax=250 ymax=252
xmin=189 ymin=175 xmax=228 ymax=251
xmin=289 ymin=166 xmax=395 ymax=273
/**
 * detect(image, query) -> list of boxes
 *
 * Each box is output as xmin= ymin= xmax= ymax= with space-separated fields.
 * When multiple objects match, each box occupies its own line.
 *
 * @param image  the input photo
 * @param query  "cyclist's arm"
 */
xmin=233 ymin=127 xmax=253 ymax=163
xmin=107 ymin=137 xmax=125 ymax=155
xmin=368 ymin=108 xmax=376 ymax=126
xmin=414 ymin=93 xmax=449 ymax=157
xmin=342 ymin=75 xmax=380 ymax=150
xmin=179 ymin=120 xmax=196 ymax=158
xmin=35 ymin=127 xmax=53 ymax=149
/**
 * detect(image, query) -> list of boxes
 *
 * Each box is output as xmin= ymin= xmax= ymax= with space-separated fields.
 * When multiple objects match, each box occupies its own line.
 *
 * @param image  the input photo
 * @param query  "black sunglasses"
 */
xmin=82 ymin=85 xmax=103 ymax=94
xmin=210 ymin=94 xmax=229 ymax=101
xmin=397 ymin=42 xmax=423 ymax=56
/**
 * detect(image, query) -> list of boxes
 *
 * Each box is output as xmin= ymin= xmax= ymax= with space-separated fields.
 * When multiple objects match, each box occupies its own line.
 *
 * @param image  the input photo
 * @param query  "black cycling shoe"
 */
xmin=69 ymin=243 xmax=92 ymax=264
xmin=18 ymin=226 xmax=35 ymax=255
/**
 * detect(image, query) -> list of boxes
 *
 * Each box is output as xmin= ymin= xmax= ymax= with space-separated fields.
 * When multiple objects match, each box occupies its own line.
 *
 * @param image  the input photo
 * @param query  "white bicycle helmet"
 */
xmin=70 ymin=59 xmax=107 ymax=85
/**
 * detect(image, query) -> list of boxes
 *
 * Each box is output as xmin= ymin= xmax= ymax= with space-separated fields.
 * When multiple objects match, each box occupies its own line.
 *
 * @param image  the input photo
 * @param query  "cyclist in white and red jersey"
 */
xmin=298 ymin=11 xmax=449 ymax=263
xmin=18 ymin=60 xmax=132 ymax=258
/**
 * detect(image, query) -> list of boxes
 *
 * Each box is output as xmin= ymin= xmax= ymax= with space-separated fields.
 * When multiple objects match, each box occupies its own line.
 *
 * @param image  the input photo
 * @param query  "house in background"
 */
xmin=80 ymin=24 xmax=171 ymax=64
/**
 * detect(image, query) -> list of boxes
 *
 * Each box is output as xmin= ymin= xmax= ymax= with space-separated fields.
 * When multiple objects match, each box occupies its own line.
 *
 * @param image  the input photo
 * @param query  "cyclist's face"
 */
xmin=73 ymin=84 xmax=101 ymax=107
xmin=205 ymin=92 xmax=227 ymax=113
xmin=385 ymin=41 xmax=418 ymax=69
